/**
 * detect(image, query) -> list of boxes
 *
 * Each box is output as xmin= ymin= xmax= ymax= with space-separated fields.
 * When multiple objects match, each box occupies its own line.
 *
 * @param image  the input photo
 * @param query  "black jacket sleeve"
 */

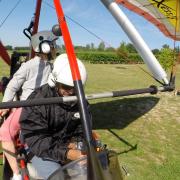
xmin=20 ymin=85 xmax=75 ymax=163
xmin=20 ymin=105 xmax=71 ymax=163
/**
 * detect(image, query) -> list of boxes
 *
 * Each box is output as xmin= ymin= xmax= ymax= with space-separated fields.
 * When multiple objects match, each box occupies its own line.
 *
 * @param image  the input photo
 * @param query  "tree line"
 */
xmin=5 ymin=42 xmax=179 ymax=53
xmin=5 ymin=42 xmax=179 ymax=71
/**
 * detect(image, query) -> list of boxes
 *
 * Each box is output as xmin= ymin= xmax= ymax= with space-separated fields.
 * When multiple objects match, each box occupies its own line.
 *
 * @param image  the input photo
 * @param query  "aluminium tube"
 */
xmin=100 ymin=0 xmax=169 ymax=85
xmin=30 ymin=0 xmax=42 ymax=58
xmin=0 ymin=85 xmax=174 ymax=109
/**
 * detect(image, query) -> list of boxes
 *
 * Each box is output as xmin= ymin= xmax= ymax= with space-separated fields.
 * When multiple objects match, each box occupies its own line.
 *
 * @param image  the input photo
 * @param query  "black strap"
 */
xmin=2 ymin=148 xmax=18 ymax=158
xmin=25 ymin=151 xmax=34 ymax=162
xmin=2 ymin=147 xmax=34 ymax=162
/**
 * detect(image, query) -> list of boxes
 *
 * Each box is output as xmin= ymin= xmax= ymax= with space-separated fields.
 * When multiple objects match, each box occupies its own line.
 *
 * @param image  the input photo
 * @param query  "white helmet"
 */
xmin=31 ymin=31 xmax=58 ymax=54
xmin=48 ymin=54 xmax=87 ymax=87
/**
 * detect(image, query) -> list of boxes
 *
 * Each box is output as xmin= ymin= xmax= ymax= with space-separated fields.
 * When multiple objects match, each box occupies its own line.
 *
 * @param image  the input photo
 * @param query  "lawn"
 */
xmin=0 ymin=58 xmax=180 ymax=180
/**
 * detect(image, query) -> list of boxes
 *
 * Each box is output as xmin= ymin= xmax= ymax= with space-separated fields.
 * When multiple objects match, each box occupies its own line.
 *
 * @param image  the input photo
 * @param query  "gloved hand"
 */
xmin=68 ymin=142 xmax=77 ymax=149
xmin=66 ymin=149 xmax=86 ymax=161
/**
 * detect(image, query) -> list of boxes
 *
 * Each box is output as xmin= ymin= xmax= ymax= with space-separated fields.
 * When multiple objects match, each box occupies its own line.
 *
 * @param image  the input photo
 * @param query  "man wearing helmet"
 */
xmin=20 ymin=54 xmax=90 ymax=179
xmin=0 ymin=30 xmax=58 ymax=180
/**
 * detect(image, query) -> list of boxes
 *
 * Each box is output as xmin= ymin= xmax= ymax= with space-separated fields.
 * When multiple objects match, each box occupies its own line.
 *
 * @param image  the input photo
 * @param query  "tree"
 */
xmin=5 ymin=45 xmax=13 ymax=50
xmin=90 ymin=43 xmax=95 ymax=50
xmin=162 ymin=44 xmax=170 ymax=49
xmin=174 ymin=46 xmax=180 ymax=54
xmin=152 ymin=48 xmax=160 ymax=55
xmin=14 ymin=46 xmax=29 ymax=50
xmin=86 ymin=44 xmax=90 ymax=50
xmin=158 ymin=47 xmax=174 ymax=71
xmin=98 ymin=42 xmax=105 ymax=51
xmin=61 ymin=45 xmax=66 ymax=51
xmin=126 ymin=43 xmax=137 ymax=53
xmin=116 ymin=41 xmax=129 ymax=59
xmin=105 ymin=47 xmax=115 ymax=52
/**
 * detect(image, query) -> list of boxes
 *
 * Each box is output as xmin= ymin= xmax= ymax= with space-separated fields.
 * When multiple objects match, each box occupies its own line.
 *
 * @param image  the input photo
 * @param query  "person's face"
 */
xmin=50 ymin=47 xmax=57 ymax=59
xmin=56 ymin=83 xmax=75 ymax=97
xmin=50 ymin=41 xmax=57 ymax=59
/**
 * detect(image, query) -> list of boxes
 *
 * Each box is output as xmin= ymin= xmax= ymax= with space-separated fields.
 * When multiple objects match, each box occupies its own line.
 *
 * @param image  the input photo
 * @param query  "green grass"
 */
xmin=0 ymin=58 xmax=180 ymax=179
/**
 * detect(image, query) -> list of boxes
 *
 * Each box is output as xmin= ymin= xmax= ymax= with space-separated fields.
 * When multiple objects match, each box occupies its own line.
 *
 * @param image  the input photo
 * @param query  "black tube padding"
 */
xmin=149 ymin=85 xmax=158 ymax=94
xmin=0 ymin=97 xmax=67 ymax=109
xmin=112 ymin=87 xmax=154 ymax=97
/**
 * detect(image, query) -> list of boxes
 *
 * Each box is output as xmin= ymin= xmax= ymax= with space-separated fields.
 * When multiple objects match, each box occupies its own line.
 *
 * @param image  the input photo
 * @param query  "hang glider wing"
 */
xmin=0 ymin=41 xmax=11 ymax=66
xmin=116 ymin=0 xmax=180 ymax=41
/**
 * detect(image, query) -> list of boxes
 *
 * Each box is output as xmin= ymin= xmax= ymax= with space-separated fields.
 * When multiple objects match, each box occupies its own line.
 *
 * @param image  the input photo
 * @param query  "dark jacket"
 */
xmin=20 ymin=84 xmax=91 ymax=163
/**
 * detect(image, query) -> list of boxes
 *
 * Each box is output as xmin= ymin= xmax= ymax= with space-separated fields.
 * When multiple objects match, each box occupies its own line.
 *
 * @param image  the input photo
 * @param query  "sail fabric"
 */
xmin=116 ymin=0 xmax=180 ymax=41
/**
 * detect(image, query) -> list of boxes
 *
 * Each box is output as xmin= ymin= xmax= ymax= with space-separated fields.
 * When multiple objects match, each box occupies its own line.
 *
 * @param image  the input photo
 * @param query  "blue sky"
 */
xmin=0 ymin=0 xmax=179 ymax=49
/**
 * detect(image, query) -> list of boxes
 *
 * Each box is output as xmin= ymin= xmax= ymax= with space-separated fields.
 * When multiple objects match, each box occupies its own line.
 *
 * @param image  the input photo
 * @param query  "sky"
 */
xmin=0 ymin=0 xmax=179 ymax=50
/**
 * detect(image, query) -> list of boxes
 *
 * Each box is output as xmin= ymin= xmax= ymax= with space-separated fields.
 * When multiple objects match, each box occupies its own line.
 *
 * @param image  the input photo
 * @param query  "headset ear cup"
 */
xmin=40 ymin=42 xmax=51 ymax=54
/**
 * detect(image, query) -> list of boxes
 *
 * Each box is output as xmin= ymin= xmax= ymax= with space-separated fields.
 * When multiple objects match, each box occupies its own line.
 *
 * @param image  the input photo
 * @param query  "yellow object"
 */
xmin=116 ymin=0 xmax=180 ymax=40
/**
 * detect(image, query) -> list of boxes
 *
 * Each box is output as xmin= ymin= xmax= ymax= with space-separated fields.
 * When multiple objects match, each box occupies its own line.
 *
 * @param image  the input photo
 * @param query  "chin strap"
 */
xmin=47 ymin=52 xmax=53 ymax=61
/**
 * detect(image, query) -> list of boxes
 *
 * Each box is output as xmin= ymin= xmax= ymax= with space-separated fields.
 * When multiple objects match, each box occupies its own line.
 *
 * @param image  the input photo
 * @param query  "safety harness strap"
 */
xmin=2 ymin=148 xmax=18 ymax=158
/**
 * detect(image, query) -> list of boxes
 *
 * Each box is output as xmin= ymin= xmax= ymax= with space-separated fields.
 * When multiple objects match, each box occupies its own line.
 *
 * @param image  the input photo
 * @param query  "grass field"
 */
xmin=0 ymin=59 xmax=180 ymax=180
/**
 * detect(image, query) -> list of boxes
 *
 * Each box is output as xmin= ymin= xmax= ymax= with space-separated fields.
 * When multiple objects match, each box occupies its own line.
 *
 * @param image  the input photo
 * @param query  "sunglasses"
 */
xmin=61 ymin=84 xmax=74 ymax=91
xmin=56 ymin=83 xmax=74 ymax=91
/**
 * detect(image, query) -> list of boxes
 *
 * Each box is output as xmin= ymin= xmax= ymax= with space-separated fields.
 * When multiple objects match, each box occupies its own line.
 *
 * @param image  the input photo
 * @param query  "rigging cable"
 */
xmin=43 ymin=1 xmax=169 ymax=153
xmin=0 ymin=0 xmax=172 ymax=86
xmin=43 ymin=0 xmax=168 ymax=86
xmin=0 ymin=0 xmax=22 ymax=29
xmin=43 ymin=0 xmax=143 ymax=66
xmin=137 ymin=65 xmax=165 ymax=86
xmin=42 ymin=0 xmax=113 ymax=47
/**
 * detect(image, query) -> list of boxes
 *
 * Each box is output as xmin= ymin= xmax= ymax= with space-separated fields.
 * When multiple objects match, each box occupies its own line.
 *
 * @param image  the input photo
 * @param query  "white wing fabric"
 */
xmin=116 ymin=0 xmax=180 ymax=40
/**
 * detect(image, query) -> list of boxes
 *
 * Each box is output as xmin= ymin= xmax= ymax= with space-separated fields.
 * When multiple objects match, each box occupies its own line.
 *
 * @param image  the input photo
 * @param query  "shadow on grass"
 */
xmin=91 ymin=96 xmax=159 ymax=154
xmin=91 ymin=96 xmax=159 ymax=129
xmin=108 ymin=129 xmax=138 ymax=155
xmin=115 ymin=66 xmax=127 ymax=69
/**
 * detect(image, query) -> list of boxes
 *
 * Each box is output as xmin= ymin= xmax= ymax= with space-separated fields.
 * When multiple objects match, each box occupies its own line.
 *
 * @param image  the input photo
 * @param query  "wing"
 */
xmin=116 ymin=0 xmax=180 ymax=40
xmin=0 ymin=41 xmax=11 ymax=66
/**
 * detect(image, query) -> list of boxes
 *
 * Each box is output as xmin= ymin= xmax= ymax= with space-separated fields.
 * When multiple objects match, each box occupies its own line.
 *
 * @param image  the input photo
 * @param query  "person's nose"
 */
xmin=62 ymin=89 xmax=74 ymax=96
xmin=67 ymin=89 xmax=74 ymax=95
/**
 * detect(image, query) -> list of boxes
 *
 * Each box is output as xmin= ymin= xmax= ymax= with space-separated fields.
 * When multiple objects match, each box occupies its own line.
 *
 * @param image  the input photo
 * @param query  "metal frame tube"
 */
xmin=53 ymin=0 xmax=92 ymax=144
xmin=53 ymin=1 xmax=106 ymax=179
xmin=0 ymin=41 xmax=11 ymax=66
xmin=30 ymin=0 xmax=42 ymax=58
xmin=0 ymin=85 xmax=174 ymax=109
xmin=100 ymin=0 xmax=169 ymax=84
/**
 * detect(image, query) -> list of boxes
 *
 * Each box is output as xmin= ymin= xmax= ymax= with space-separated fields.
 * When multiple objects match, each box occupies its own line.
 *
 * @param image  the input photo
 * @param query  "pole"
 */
xmin=53 ymin=1 xmax=107 ymax=179
xmin=0 ymin=41 xmax=11 ymax=66
xmin=100 ymin=0 xmax=169 ymax=85
xmin=30 ymin=0 xmax=42 ymax=58
xmin=0 ymin=85 xmax=174 ymax=109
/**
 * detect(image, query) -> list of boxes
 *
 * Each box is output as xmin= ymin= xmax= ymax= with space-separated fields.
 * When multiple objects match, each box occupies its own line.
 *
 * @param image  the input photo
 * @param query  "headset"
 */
xmin=38 ymin=24 xmax=61 ymax=54
xmin=38 ymin=39 xmax=52 ymax=54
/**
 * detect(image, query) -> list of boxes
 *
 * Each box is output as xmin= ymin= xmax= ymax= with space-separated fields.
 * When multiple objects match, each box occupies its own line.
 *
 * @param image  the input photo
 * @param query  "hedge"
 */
xmin=76 ymin=52 xmax=143 ymax=64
